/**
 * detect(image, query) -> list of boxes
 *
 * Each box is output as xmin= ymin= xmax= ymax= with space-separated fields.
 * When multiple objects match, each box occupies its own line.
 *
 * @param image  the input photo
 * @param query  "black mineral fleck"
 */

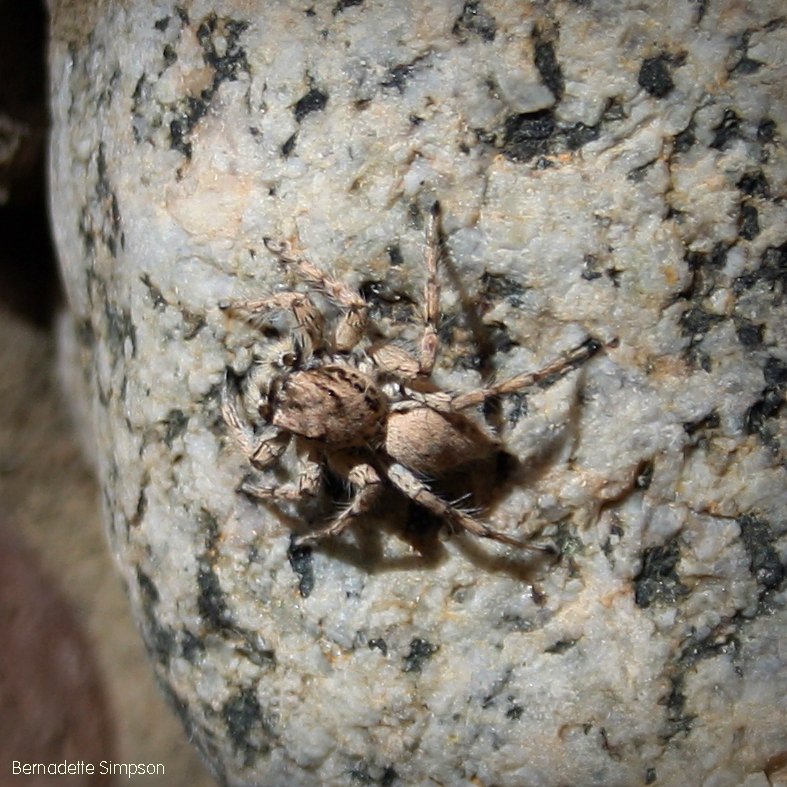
xmin=402 ymin=638 xmax=437 ymax=672
xmin=757 ymin=118 xmax=776 ymax=143
xmin=333 ymin=0 xmax=364 ymax=14
xmin=501 ymin=109 xmax=555 ymax=161
xmin=634 ymin=539 xmax=688 ymax=608
xmin=545 ymin=637 xmax=578 ymax=654
xmin=710 ymin=108 xmax=741 ymax=150
xmin=733 ymin=57 xmax=762 ymax=75
xmin=387 ymin=243 xmax=403 ymax=266
xmin=683 ymin=409 xmax=719 ymax=437
xmin=565 ymin=121 xmax=599 ymax=150
xmin=294 ymin=87 xmax=328 ymax=122
xmin=678 ymin=627 xmax=739 ymax=668
xmin=758 ymin=242 xmax=787 ymax=290
xmin=635 ymin=460 xmax=654 ymax=490
xmin=673 ymin=122 xmax=696 ymax=153
xmin=744 ymin=387 xmax=784 ymax=448
xmin=223 ymin=687 xmax=272 ymax=764
xmin=661 ymin=673 xmax=695 ymax=739
xmin=679 ymin=305 xmax=723 ymax=340
xmin=734 ymin=318 xmax=763 ymax=348
xmin=452 ymin=1 xmax=497 ymax=43
xmin=738 ymin=203 xmax=760 ymax=240
xmin=533 ymin=33 xmax=564 ymax=100
xmin=359 ymin=280 xmax=415 ymax=322
xmin=744 ymin=355 xmax=787 ymax=449
xmin=136 ymin=568 xmax=177 ymax=666
xmin=737 ymin=170 xmax=770 ymax=198
xmin=738 ymin=514 xmax=785 ymax=592
xmin=197 ymin=564 xmax=232 ymax=629
xmin=181 ymin=629 xmax=205 ymax=662
xmin=167 ymin=14 xmax=249 ymax=157
xmin=638 ymin=55 xmax=674 ymax=98
xmin=162 ymin=408 xmax=189 ymax=446
xmin=288 ymin=539 xmax=315 ymax=597
xmin=381 ymin=766 xmax=398 ymax=786
xmin=381 ymin=63 xmax=415 ymax=93
xmin=480 ymin=270 xmax=528 ymax=307
xmin=368 ymin=638 xmax=388 ymax=656
xmin=281 ymin=132 xmax=298 ymax=157
xmin=196 ymin=15 xmax=249 ymax=83
xmin=764 ymin=355 xmax=787 ymax=388
xmin=162 ymin=43 xmax=177 ymax=67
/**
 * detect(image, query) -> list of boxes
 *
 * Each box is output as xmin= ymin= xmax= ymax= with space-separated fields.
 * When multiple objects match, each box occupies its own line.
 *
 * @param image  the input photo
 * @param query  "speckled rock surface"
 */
xmin=49 ymin=1 xmax=787 ymax=785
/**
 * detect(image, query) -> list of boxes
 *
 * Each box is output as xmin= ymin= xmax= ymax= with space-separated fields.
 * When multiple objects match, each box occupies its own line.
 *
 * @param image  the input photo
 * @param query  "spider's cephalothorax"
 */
xmin=221 ymin=202 xmax=601 ymax=548
xmin=270 ymin=365 xmax=388 ymax=447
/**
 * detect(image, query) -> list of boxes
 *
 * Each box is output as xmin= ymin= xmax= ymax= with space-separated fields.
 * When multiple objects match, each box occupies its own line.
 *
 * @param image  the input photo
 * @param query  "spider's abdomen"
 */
xmin=271 ymin=365 xmax=387 ymax=447
xmin=385 ymin=407 xmax=498 ymax=476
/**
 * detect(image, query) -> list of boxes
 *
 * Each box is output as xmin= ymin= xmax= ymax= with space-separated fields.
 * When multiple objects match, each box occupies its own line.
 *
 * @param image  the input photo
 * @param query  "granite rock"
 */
xmin=49 ymin=1 xmax=787 ymax=785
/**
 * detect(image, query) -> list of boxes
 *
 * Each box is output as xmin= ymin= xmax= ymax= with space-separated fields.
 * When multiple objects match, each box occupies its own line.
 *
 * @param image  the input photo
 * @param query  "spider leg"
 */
xmin=221 ymin=373 xmax=290 ymax=468
xmin=409 ymin=337 xmax=602 ymax=413
xmin=221 ymin=292 xmax=324 ymax=354
xmin=294 ymin=462 xmax=383 ymax=545
xmin=240 ymin=447 xmax=323 ymax=501
xmin=389 ymin=399 xmax=423 ymax=413
xmin=364 ymin=204 xmax=445 ymax=385
xmin=385 ymin=461 xmax=546 ymax=550
xmin=419 ymin=200 xmax=442 ymax=376
xmin=367 ymin=342 xmax=420 ymax=381
xmin=263 ymin=237 xmax=368 ymax=352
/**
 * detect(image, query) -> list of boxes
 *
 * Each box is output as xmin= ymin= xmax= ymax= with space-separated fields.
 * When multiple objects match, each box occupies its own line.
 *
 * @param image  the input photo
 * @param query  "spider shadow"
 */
xmin=298 ymin=477 xmax=451 ymax=573
xmin=436 ymin=243 xmax=510 ymax=432
xmin=240 ymin=469 xmax=441 ymax=572
xmin=276 ymin=460 xmax=560 ymax=581
xmin=249 ymin=473 xmax=554 ymax=580
xmin=294 ymin=503 xmax=557 ymax=583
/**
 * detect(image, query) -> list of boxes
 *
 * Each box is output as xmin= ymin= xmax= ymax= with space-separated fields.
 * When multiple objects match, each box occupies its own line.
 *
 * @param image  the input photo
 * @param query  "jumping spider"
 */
xmin=221 ymin=202 xmax=600 ymax=548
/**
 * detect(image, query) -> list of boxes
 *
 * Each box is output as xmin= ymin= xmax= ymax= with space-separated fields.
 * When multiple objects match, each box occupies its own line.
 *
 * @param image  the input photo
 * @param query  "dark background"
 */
xmin=0 ymin=1 xmax=59 ymax=325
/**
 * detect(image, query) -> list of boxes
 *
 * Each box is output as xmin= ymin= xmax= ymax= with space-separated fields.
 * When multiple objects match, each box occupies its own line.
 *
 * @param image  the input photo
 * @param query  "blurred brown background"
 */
xmin=0 ymin=2 xmax=215 ymax=784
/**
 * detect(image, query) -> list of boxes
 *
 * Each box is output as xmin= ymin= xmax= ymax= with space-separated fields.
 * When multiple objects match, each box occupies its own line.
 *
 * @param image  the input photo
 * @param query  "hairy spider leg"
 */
xmin=366 ymin=342 xmax=422 ymax=380
xmin=364 ymin=201 xmax=445 ymax=383
xmin=240 ymin=443 xmax=323 ymax=501
xmin=220 ymin=291 xmax=325 ymax=356
xmin=385 ymin=462 xmax=547 ymax=549
xmin=221 ymin=373 xmax=290 ymax=468
xmin=419 ymin=200 xmax=442 ymax=376
xmin=263 ymin=237 xmax=368 ymax=352
xmin=412 ymin=338 xmax=602 ymax=413
xmin=294 ymin=462 xmax=384 ymax=545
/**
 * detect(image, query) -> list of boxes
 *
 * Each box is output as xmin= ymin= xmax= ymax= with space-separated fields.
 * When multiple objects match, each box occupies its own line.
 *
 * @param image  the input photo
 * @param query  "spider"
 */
xmin=221 ymin=202 xmax=600 ymax=549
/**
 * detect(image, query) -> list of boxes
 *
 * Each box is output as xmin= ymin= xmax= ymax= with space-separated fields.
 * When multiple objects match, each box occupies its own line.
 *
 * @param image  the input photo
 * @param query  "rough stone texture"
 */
xmin=49 ymin=1 xmax=786 ymax=786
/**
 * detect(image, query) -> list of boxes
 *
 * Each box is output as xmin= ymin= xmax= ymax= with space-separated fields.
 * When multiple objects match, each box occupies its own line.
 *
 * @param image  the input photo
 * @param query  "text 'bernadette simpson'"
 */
xmin=12 ymin=760 xmax=165 ymax=778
